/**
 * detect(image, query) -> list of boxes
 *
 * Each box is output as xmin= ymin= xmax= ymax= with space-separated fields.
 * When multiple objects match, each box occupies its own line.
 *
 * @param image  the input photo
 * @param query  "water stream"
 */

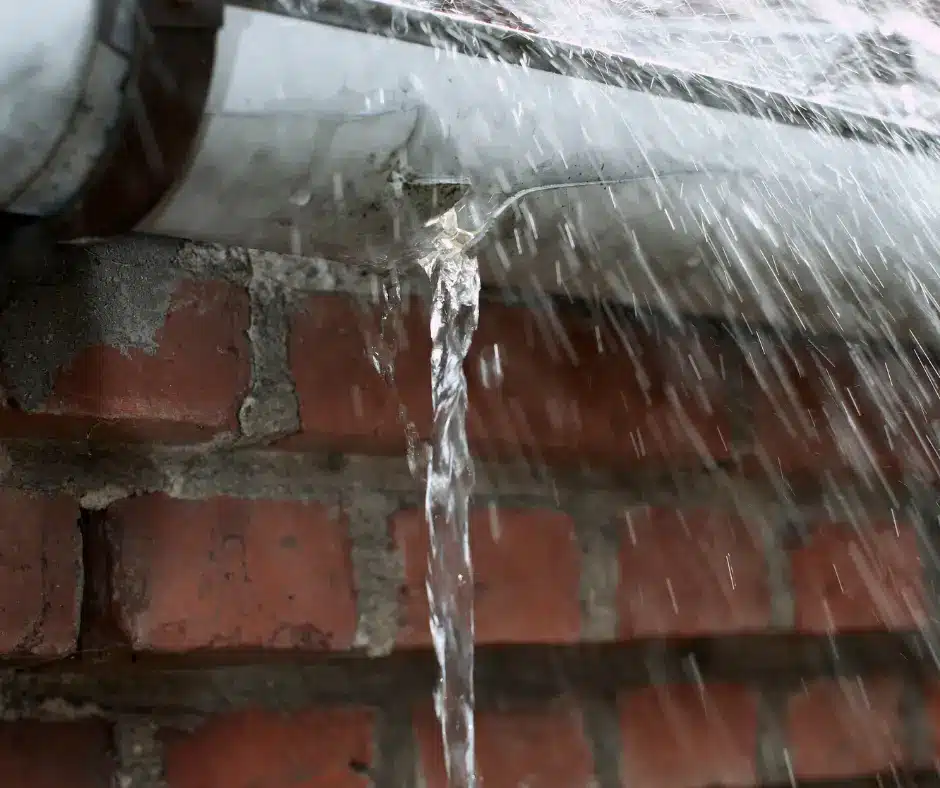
xmin=420 ymin=227 xmax=481 ymax=788
xmin=367 ymin=211 xmax=481 ymax=788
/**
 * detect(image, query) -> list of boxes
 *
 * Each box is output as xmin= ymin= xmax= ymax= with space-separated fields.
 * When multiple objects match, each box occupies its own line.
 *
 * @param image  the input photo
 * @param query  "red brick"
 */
xmin=108 ymin=495 xmax=357 ymax=652
xmin=803 ymin=345 xmax=940 ymax=481
xmin=618 ymin=508 xmax=771 ymax=638
xmin=786 ymin=677 xmax=904 ymax=779
xmin=163 ymin=708 xmax=373 ymax=788
xmin=619 ymin=684 xmax=758 ymax=788
xmin=287 ymin=293 xmax=731 ymax=467
xmin=0 ymin=280 xmax=250 ymax=443
xmin=790 ymin=520 xmax=925 ymax=633
xmin=0 ymin=721 xmax=112 ymax=787
xmin=414 ymin=702 xmax=594 ymax=788
xmin=392 ymin=507 xmax=581 ymax=647
xmin=884 ymin=353 xmax=940 ymax=479
xmin=288 ymin=293 xmax=431 ymax=455
xmin=465 ymin=302 xmax=730 ymax=467
xmin=920 ymin=680 xmax=940 ymax=767
xmin=0 ymin=488 xmax=81 ymax=656
xmin=748 ymin=344 xmax=893 ymax=475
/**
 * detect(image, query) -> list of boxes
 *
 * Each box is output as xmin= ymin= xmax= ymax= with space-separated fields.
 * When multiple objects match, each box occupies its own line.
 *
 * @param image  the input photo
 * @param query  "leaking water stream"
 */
xmin=368 ymin=211 xmax=481 ymax=788
xmin=420 ymin=221 xmax=481 ymax=788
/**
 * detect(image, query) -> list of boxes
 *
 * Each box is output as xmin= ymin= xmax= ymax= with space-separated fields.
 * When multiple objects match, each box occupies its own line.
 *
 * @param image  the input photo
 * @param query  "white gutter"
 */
xmin=1 ymin=0 xmax=130 ymax=214
xmin=4 ymin=0 xmax=940 ymax=336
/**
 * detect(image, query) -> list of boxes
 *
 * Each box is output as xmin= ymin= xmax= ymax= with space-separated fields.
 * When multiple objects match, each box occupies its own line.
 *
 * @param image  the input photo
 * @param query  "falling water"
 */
xmin=368 ymin=270 xmax=427 ymax=478
xmin=341 ymin=0 xmax=940 ymax=780
xmin=365 ymin=210 xmax=482 ymax=788
xmin=419 ymin=214 xmax=481 ymax=788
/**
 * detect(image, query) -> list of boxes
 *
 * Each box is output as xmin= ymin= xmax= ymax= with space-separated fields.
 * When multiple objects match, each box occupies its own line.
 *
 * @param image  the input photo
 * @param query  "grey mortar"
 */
xmin=2 ymin=441 xmax=165 ymax=500
xmin=570 ymin=496 xmax=622 ymax=642
xmin=0 ymin=237 xmax=185 ymax=410
xmin=237 ymin=253 xmax=300 ymax=441
xmin=372 ymin=704 xmax=419 ymax=788
xmin=580 ymin=696 xmax=625 ymax=788
xmin=176 ymin=243 xmax=250 ymax=285
xmin=345 ymin=488 xmax=405 ymax=657
xmin=79 ymin=484 xmax=135 ymax=511
xmin=713 ymin=477 xmax=797 ymax=630
xmin=1 ymin=440 xmax=912 ymax=518
xmin=755 ymin=688 xmax=790 ymax=784
xmin=242 ymin=247 xmax=432 ymax=306
xmin=901 ymin=675 xmax=933 ymax=769
xmin=763 ymin=508 xmax=797 ymax=630
xmin=0 ymin=676 xmax=104 ymax=722
xmin=249 ymin=250 xmax=365 ymax=300
xmin=113 ymin=717 xmax=166 ymax=788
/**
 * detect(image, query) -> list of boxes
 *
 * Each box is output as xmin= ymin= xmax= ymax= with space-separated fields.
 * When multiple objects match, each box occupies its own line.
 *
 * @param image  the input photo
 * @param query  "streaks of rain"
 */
xmin=305 ymin=0 xmax=940 ymax=784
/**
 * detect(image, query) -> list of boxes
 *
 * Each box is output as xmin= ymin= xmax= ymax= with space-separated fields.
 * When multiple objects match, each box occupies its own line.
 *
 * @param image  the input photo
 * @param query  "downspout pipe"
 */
xmin=4 ymin=0 xmax=940 ymax=334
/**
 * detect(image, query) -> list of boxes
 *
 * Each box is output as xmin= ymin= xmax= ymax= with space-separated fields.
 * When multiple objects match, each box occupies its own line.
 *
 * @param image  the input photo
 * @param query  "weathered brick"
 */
xmin=414 ymin=702 xmax=594 ymax=787
xmin=884 ymin=353 xmax=940 ymax=479
xmin=287 ymin=293 xmax=431 ymax=456
xmin=619 ymin=684 xmax=759 ymax=788
xmin=108 ymin=495 xmax=357 ymax=652
xmin=392 ymin=507 xmax=581 ymax=647
xmin=790 ymin=520 xmax=925 ymax=633
xmin=287 ymin=293 xmax=731 ymax=467
xmin=919 ymin=680 xmax=940 ymax=766
xmin=748 ymin=343 xmax=892 ymax=475
xmin=163 ymin=708 xmax=373 ymax=788
xmin=618 ymin=507 xmax=771 ymax=638
xmin=0 ymin=280 xmax=250 ymax=443
xmin=785 ymin=677 xmax=904 ymax=779
xmin=465 ymin=302 xmax=730 ymax=467
xmin=0 ymin=721 xmax=113 ymax=788
xmin=0 ymin=488 xmax=81 ymax=656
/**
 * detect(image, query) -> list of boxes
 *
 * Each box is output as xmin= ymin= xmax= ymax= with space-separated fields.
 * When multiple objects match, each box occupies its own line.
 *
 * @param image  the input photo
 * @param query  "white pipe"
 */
xmin=6 ymin=3 xmax=940 ymax=335
xmin=146 ymin=4 xmax=878 ymax=251
xmin=1 ymin=0 xmax=132 ymax=215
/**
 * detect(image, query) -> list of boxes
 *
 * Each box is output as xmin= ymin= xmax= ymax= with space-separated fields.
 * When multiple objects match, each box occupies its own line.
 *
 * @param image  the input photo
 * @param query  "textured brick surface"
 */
xmin=288 ymin=293 xmax=431 ymax=455
xmin=790 ymin=520 xmax=926 ymax=633
xmin=163 ymin=709 xmax=374 ymax=788
xmin=414 ymin=703 xmax=594 ymax=787
xmin=392 ymin=507 xmax=582 ymax=646
xmin=920 ymin=680 xmax=940 ymax=766
xmin=747 ymin=344 xmax=892 ymax=474
xmin=0 ymin=721 xmax=113 ymax=788
xmin=619 ymin=684 xmax=759 ymax=788
xmin=289 ymin=294 xmax=731 ymax=466
xmin=108 ymin=495 xmax=357 ymax=652
xmin=464 ymin=302 xmax=731 ymax=467
xmin=0 ymin=488 xmax=81 ymax=656
xmin=785 ymin=678 xmax=904 ymax=780
xmin=0 ymin=258 xmax=935 ymax=787
xmin=0 ymin=280 xmax=250 ymax=443
xmin=618 ymin=507 xmax=771 ymax=638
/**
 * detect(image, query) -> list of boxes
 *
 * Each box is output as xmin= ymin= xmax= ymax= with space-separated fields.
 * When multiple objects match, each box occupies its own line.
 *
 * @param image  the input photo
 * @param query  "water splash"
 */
xmin=420 ymin=212 xmax=481 ymax=788
xmin=367 ymin=270 xmax=427 ymax=477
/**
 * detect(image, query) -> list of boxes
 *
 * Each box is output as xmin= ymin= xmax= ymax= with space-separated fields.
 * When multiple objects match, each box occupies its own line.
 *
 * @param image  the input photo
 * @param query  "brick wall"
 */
xmin=0 ymin=239 xmax=938 ymax=786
